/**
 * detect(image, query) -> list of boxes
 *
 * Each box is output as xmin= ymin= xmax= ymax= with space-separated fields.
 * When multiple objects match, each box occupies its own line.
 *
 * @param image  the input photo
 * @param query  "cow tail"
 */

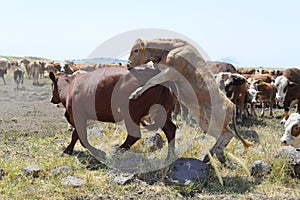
xmin=232 ymin=106 xmax=253 ymax=148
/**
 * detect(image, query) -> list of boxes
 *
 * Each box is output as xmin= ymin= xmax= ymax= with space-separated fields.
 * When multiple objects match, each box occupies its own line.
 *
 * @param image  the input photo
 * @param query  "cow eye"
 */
xmin=291 ymin=125 xmax=300 ymax=137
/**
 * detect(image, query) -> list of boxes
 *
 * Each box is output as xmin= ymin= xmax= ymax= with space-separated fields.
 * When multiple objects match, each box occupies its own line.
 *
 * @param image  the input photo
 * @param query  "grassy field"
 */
xmin=0 ymin=68 xmax=299 ymax=200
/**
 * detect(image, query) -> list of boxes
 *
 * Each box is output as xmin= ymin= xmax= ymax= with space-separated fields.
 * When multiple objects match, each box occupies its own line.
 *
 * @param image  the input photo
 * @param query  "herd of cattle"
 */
xmin=0 ymin=55 xmax=299 ymax=155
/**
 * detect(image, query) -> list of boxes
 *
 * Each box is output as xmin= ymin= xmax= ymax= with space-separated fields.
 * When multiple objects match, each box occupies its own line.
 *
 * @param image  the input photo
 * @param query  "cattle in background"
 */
xmin=29 ymin=61 xmax=41 ymax=85
xmin=9 ymin=59 xmax=19 ymax=68
xmin=281 ymin=83 xmax=300 ymax=123
xmin=256 ymin=69 xmax=269 ymax=74
xmin=39 ymin=61 xmax=46 ymax=78
xmin=20 ymin=59 xmax=31 ymax=78
xmin=13 ymin=68 xmax=24 ymax=89
xmin=0 ymin=58 xmax=8 ymax=84
xmin=214 ymin=72 xmax=248 ymax=121
xmin=237 ymin=68 xmax=256 ymax=74
xmin=270 ymin=69 xmax=284 ymax=79
xmin=244 ymin=88 xmax=258 ymax=117
xmin=207 ymin=61 xmax=237 ymax=74
xmin=274 ymin=68 xmax=300 ymax=123
xmin=256 ymin=82 xmax=276 ymax=117
xmin=281 ymin=113 xmax=300 ymax=148
xmin=245 ymin=74 xmax=273 ymax=84
xmin=46 ymin=61 xmax=61 ymax=74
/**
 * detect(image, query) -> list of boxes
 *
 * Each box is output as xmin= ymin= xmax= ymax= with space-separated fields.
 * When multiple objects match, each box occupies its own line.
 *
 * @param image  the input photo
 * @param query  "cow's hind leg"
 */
xmin=161 ymin=117 xmax=176 ymax=161
xmin=203 ymin=129 xmax=234 ymax=164
xmin=119 ymin=119 xmax=141 ymax=150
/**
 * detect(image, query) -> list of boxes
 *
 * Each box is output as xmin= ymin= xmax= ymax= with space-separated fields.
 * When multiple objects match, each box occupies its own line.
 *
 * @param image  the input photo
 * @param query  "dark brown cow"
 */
xmin=13 ymin=68 xmax=24 ymax=89
xmin=274 ymin=68 xmax=300 ymax=123
xmin=281 ymin=83 xmax=300 ymax=123
xmin=49 ymin=66 xmax=177 ymax=160
xmin=0 ymin=58 xmax=8 ymax=84
xmin=207 ymin=61 xmax=237 ymax=74
xmin=237 ymin=68 xmax=256 ymax=74
xmin=0 ymin=67 xmax=7 ymax=84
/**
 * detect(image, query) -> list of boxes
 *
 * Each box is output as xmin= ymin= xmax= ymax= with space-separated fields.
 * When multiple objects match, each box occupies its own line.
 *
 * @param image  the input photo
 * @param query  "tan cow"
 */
xmin=127 ymin=38 xmax=252 ymax=163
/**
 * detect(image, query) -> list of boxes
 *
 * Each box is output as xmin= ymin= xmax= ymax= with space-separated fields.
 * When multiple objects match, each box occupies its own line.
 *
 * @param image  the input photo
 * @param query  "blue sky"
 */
xmin=0 ymin=0 xmax=299 ymax=68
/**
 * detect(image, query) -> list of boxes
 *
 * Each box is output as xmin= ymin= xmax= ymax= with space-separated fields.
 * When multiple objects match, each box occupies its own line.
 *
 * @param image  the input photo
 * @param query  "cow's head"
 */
xmin=127 ymin=39 xmax=149 ymax=69
xmin=281 ymin=113 xmax=300 ymax=148
xmin=246 ymin=88 xmax=258 ymax=104
xmin=49 ymin=72 xmax=61 ymax=104
xmin=274 ymin=76 xmax=289 ymax=102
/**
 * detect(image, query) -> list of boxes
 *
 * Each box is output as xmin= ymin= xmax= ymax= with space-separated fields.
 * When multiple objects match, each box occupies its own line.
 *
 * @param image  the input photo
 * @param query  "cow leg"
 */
xmin=203 ymin=128 xmax=234 ymax=164
xmin=120 ymin=118 xmax=141 ymax=150
xmin=251 ymin=103 xmax=258 ymax=117
xmin=269 ymin=101 xmax=274 ymax=117
xmin=260 ymin=102 xmax=265 ymax=117
xmin=73 ymin=112 xmax=106 ymax=161
xmin=2 ymin=77 xmax=5 ymax=85
xmin=161 ymin=117 xmax=177 ymax=161
xmin=64 ymin=129 xmax=79 ymax=155
xmin=281 ymin=105 xmax=290 ymax=124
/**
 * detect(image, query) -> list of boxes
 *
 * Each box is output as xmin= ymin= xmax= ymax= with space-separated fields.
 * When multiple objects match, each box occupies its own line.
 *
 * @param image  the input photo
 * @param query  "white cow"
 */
xmin=281 ymin=113 xmax=300 ymax=148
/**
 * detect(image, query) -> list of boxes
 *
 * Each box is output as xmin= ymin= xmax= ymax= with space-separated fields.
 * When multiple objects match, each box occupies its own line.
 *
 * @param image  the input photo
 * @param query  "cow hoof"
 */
xmin=63 ymin=149 xmax=73 ymax=155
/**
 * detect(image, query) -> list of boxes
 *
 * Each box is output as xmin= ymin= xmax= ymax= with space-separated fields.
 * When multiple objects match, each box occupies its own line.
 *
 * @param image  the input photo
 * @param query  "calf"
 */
xmin=281 ymin=113 xmax=300 ymax=148
xmin=13 ymin=68 xmax=24 ymax=89
xmin=244 ymin=88 xmax=258 ymax=117
xmin=256 ymin=82 xmax=276 ymax=117
xmin=215 ymin=73 xmax=248 ymax=121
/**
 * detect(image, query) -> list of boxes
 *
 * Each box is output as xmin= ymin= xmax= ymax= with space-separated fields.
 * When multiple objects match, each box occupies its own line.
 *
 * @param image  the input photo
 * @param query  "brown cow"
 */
xmin=237 ymin=68 xmax=256 ymax=74
xmin=127 ymin=38 xmax=252 ymax=164
xmin=0 ymin=58 xmax=8 ymax=84
xmin=281 ymin=83 xmax=300 ymax=123
xmin=29 ymin=61 xmax=41 ymax=85
xmin=214 ymin=72 xmax=248 ymax=121
xmin=245 ymin=74 xmax=273 ymax=84
xmin=274 ymin=68 xmax=300 ymax=123
xmin=20 ymin=59 xmax=31 ymax=78
xmin=49 ymin=67 xmax=177 ymax=161
xmin=256 ymin=82 xmax=277 ymax=117
xmin=207 ymin=61 xmax=237 ymax=74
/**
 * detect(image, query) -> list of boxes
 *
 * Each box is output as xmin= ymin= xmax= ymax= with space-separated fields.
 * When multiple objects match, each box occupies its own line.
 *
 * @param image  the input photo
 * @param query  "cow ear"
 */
xmin=135 ymin=39 xmax=146 ymax=51
xmin=49 ymin=71 xmax=56 ymax=82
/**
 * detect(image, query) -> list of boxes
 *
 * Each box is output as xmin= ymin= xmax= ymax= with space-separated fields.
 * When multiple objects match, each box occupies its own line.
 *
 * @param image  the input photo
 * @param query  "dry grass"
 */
xmin=0 ymin=70 xmax=299 ymax=200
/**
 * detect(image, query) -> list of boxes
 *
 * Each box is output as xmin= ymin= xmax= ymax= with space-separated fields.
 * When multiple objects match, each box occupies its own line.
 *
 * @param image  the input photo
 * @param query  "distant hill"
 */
xmin=0 ymin=55 xmax=51 ymax=61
